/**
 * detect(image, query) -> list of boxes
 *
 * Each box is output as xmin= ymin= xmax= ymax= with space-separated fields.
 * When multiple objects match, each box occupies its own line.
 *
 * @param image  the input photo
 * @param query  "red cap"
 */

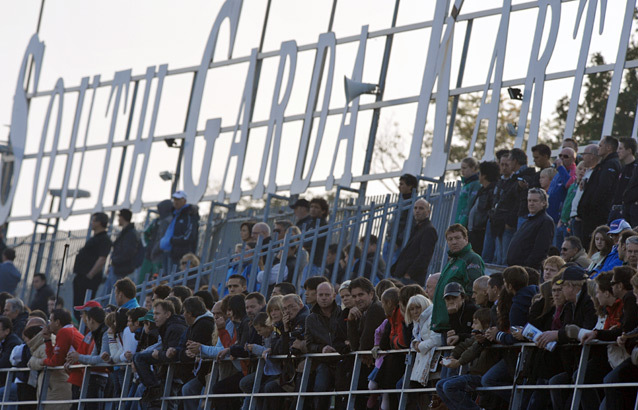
xmin=73 ymin=300 xmax=102 ymax=311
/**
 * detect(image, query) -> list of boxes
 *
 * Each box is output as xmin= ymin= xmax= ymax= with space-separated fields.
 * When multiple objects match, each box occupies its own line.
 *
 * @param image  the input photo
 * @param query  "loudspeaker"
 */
xmin=344 ymin=76 xmax=379 ymax=104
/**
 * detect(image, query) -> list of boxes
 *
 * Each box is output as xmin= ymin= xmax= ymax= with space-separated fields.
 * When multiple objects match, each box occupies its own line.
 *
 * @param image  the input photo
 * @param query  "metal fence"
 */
xmin=11 ymin=181 xmax=461 ymax=308
xmin=0 ymin=341 xmax=635 ymax=410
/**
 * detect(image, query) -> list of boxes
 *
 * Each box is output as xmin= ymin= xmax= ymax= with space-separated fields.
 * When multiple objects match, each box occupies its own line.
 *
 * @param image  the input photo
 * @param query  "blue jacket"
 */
xmin=496 ymin=285 xmax=538 ymax=345
xmin=0 ymin=262 xmax=20 ymax=294
xmin=547 ymin=166 xmax=571 ymax=223
xmin=591 ymin=246 xmax=622 ymax=278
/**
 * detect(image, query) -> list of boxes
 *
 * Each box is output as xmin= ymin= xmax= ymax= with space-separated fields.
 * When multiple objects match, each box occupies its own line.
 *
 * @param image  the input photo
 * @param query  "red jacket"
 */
xmin=388 ymin=307 xmax=407 ymax=349
xmin=44 ymin=325 xmax=85 ymax=386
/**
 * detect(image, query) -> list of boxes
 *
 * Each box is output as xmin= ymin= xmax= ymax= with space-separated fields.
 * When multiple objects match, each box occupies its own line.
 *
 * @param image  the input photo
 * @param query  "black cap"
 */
xmin=556 ymin=265 xmax=587 ymax=284
xmin=443 ymin=282 xmax=465 ymax=298
xmin=290 ymin=199 xmax=310 ymax=209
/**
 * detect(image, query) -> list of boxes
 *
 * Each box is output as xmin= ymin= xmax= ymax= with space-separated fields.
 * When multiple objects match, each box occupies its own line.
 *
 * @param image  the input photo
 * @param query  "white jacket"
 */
xmin=410 ymin=305 xmax=442 ymax=385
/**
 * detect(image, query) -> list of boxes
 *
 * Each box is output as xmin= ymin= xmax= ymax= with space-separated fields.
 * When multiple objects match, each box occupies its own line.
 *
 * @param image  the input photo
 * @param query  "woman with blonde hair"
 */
xmin=407 ymin=294 xmax=440 ymax=386
xmin=266 ymin=295 xmax=284 ymax=327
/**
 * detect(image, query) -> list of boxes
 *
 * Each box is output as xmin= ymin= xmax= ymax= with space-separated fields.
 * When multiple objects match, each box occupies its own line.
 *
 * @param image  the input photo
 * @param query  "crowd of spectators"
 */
xmin=0 ymin=137 xmax=636 ymax=409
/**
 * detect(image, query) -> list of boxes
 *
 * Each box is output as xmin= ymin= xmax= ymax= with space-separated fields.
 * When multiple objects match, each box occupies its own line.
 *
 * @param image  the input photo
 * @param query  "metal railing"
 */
xmin=0 ymin=340 xmax=635 ymax=410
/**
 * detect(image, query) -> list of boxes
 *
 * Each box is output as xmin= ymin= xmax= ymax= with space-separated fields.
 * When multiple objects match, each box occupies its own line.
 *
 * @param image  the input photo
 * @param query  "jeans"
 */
xmin=0 ymin=383 xmax=18 ymax=410
xmin=97 ymin=266 xmax=120 ymax=301
xmin=133 ymin=351 xmax=161 ymax=388
xmin=495 ymin=227 xmax=515 ymax=265
xmin=436 ymin=374 xmax=482 ymax=410
xmin=602 ymin=358 xmax=638 ymax=410
xmin=87 ymin=374 xmax=108 ymax=410
xmin=481 ymin=359 xmax=512 ymax=403
xmin=554 ymin=223 xmax=569 ymax=248
xmin=482 ymin=223 xmax=496 ymax=264
xmin=313 ymin=363 xmax=334 ymax=409
xmin=182 ymin=378 xmax=204 ymax=410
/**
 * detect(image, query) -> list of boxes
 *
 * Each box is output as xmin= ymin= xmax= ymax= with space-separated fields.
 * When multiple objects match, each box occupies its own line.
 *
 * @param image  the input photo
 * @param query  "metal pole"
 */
xmin=358 ymin=0 xmax=401 ymax=201
xmin=441 ymin=18 xmax=473 ymax=180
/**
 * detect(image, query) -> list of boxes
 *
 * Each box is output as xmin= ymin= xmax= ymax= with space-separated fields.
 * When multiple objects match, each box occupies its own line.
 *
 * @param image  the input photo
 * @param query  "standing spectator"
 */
xmin=509 ymin=148 xmax=538 ymax=229
xmin=578 ymin=136 xmax=621 ymax=245
xmin=239 ymin=221 xmax=256 ymax=243
xmin=586 ymin=225 xmax=613 ymax=272
xmin=547 ymin=148 xmax=576 ymax=223
xmin=531 ymin=143 xmax=553 ymax=177
xmin=99 ymin=209 xmax=140 ymax=300
xmin=305 ymin=282 xmax=348 ymax=409
xmin=506 ymin=188 xmax=555 ymax=270
xmin=384 ymin=173 xmax=418 ymax=267
xmin=570 ymin=144 xmax=599 ymax=240
xmin=4 ymin=298 xmax=28 ymax=339
xmin=492 ymin=150 xmax=524 ymax=263
xmin=29 ymin=273 xmax=54 ymax=315
xmin=622 ymin=138 xmax=638 ymax=225
xmin=431 ymin=224 xmax=484 ymax=334
xmin=555 ymin=161 xmax=585 ymax=247
xmin=346 ymin=277 xmax=386 ymax=409
xmin=72 ymin=212 xmax=112 ymax=322
xmin=390 ymin=199 xmax=438 ymax=285
xmin=611 ymin=137 xmax=638 ymax=222
xmin=483 ymin=149 xmax=512 ymax=264
xmin=304 ymin=197 xmax=329 ymax=273
xmin=0 ymin=248 xmax=20 ymax=295
xmin=560 ymin=236 xmax=591 ymax=268
xmin=141 ymin=199 xmax=172 ymax=282
xmin=136 ymin=299 xmax=187 ymax=405
xmin=42 ymin=309 xmax=85 ymax=398
xmin=159 ymin=190 xmax=200 ymax=270
xmin=455 ymin=157 xmax=481 ymax=228
xmin=468 ymin=161 xmax=499 ymax=255
xmin=290 ymin=198 xmax=313 ymax=231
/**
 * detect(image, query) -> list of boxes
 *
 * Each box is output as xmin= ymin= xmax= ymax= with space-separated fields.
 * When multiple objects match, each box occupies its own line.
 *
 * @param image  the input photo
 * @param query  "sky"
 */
xmin=0 ymin=0 xmax=634 ymax=236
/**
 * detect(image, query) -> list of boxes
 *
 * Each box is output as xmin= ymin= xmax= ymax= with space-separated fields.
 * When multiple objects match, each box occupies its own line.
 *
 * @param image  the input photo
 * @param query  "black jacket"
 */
xmin=179 ymin=313 xmax=216 ymax=384
xmin=274 ymin=305 xmax=309 ymax=355
xmin=557 ymin=284 xmax=597 ymax=372
xmin=515 ymin=166 xmax=539 ymax=217
xmin=305 ymin=301 xmax=348 ymax=356
xmin=468 ymin=181 xmax=496 ymax=232
xmin=578 ymin=152 xmax=621 ymax=222
xmin=170 ymin=204 xmax=200 ymax=261
xmin=391 ymin=218 xmax=438 ymax=284
xmin=613 ymin=158 xmax=638 ymax=205
xmin=447 ymin=301 xmax=478 ymax=344
xmin=30 ymin=284 xmax=54 ymax=314
xmin=506 ymin=209 xmax=555 ymax=270
xmin=157 ymin=314 xmax=187 ymax=362
xmin=12 ymin=311 xmax=29 ymax=340
xmin=489 ymin=176 xmax=518 ymax=234
xmin=0 ymin=332 xmax=21 ymax=386
xmin=347 ymin=300 xmax=386 ymax=352
xmin=111 ymin=224 xmax=139 ymax=276
xmin=391 ymin=193 xmax=414 ymax=246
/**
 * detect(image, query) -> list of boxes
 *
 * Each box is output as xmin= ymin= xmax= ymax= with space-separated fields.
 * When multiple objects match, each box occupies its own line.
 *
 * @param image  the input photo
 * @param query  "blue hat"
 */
xmin=608 ymin=219 xmax=631 ymax=234
xmin=556 ymin=265 xmax=587 ymax=284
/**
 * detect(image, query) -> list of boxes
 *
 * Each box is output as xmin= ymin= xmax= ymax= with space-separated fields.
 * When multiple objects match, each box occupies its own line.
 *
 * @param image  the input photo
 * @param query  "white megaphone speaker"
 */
xmin=344 ymin=76 xmax=379 ymax=104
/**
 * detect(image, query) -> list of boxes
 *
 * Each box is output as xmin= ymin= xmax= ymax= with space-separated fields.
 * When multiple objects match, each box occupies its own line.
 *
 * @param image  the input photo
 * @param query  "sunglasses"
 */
xmin=561 ymin=247 xmax=570 ymax=252
xmin=558 ymin=154 xmax=571 ymax=159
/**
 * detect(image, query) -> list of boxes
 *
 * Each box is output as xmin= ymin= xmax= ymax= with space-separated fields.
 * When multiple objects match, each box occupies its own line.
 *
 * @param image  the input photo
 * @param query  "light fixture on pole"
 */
xmin=507 ymin=87 xmax=523 ymax=101
xmin=159 ymin=171 xmax=174 ymax=181
xmin=344 ymin=76 xmax=380 ymax=104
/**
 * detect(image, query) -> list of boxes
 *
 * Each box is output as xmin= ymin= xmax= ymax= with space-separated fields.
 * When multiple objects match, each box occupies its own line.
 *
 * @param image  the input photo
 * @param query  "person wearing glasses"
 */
xmin=506 ymin=188 xmax=555 ymax=270
xmin=547 ymin=147 xmax=577 ymax=223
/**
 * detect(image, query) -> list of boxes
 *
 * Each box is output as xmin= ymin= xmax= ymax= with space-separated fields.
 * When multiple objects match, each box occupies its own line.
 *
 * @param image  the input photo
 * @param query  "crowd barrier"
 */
xmin=1 ymin=340 xmax=636 ymax=410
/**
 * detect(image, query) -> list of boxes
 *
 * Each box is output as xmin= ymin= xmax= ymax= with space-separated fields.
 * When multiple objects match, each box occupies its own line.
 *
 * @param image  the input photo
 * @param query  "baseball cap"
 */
xmin=172 ymin=190 xmax=187 ymax=200
xmin=74 ymin=300 xmax=102 ymax=311
xmin=556 ymin=265 xmax=588 ymax=284
xmin=290 ymin=198 xmax=310 ymax=209
xmin=443 ymin=282 xmax=465 ymax=298
xmin=139 ymin=311 xmax=155 ymax=323
xmin=608 ymin=219 xmax=631 ymax=235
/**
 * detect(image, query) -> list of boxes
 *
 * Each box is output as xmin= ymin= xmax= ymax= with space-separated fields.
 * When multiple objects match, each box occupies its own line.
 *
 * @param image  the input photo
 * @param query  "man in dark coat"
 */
xmin=0 ymin=316 xmax=22 ymax=388
xmin=3 ymin=298 xmax=28 ymax=340
xmin=578 ymin=136 xmax=622 ymax=245
xmin=98 ymin=209 xmax=139 ymax=299
xmin=136 ymin=299 xmax=187 ymax=404
xmin=180 ymin=296 xmax=216 ymax=410
xmin=507 ymin=188 xmax=555 ymax=270
xmin=468 ymin=161 xmax=499 ymax=255
xmin=29 ymin=273 xmax=54 ymax=314
xmin=391 ymin=198 xmax=438 ymax=285
xmin=305 ymin=282 xmax=348 ymax=409
xmin=159 ymin=190 xmax=200 ymax=269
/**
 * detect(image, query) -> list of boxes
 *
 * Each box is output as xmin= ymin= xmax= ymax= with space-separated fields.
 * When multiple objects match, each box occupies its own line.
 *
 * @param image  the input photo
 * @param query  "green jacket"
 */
xmin=560 ymin=182 xmax=578 ymax=224
xmin=431 ymin=243 xmax=485 ymax=332
xmin=455 ymin=174 xmax=481 ymax=227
